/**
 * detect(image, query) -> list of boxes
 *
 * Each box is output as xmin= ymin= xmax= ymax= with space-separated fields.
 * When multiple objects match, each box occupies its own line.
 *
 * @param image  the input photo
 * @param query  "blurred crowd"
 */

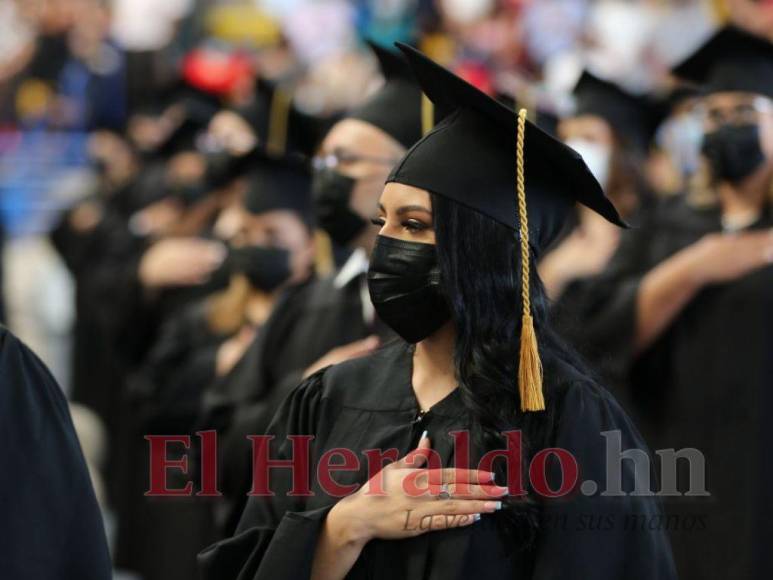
xmin=1 ymin=1 xmax=773 ymax=579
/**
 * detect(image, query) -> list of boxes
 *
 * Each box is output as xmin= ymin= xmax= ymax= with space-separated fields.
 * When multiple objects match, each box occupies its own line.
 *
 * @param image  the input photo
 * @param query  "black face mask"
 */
xmin=169 ymin=182 xmax=209 ymax=206
xmin=228 ymin=245 xmax=292 ymax=292
xmin=312 ymin=167 xmax=367 ymax=246
xmin=367 ymin=235 xmax=451 ymax=344
xmin=701 ymin=123 xmax=766 ymax=184
xmin=204 ymin=151 xmax=236 ymax=189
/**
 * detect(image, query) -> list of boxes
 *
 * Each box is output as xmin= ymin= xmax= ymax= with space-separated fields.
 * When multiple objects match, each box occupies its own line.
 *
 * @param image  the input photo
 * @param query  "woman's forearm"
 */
xmin=634 ymin=247 xmax=703 ymax=353
xmin=311 ymin=497 xmax=369 ymax=580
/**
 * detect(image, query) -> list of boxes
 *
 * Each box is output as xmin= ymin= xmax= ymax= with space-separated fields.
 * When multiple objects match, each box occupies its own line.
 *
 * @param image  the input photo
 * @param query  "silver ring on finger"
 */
xmin=437 ymin=482 xmax=451 ymax=500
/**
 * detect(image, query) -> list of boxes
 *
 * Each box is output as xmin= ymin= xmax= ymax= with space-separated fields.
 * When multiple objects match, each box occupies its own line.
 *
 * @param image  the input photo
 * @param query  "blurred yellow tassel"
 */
xmin=516 ymin=108 xmax=545 ymax=412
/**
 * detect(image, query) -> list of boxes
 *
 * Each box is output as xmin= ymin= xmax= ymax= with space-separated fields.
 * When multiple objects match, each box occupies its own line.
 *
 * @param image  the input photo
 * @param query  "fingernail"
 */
xmin=473 ymin=513 xmax=481 ymax=522
xmin=420 ymin=430 xmax=428 ymax=441
xmin=484 ymin=501 xmax=502 ymax=511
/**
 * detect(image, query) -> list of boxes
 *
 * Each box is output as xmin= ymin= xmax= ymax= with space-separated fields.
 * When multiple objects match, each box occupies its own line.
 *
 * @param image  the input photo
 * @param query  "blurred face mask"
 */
xmin=228 ymin=245 xmax=292 ymax=292
xmin=655 ymin=112 xmax=703 ymax=178
xmin=565 ymin=138 xmax=611 ymax=188
xmin=312 ymin=167 xmax=367 ymax=246
xmin=367 ymin=235 xmax=451 ymax=344
xmin=169 ymin=182 xmax=210 ymax=206
xmin=701 ymin=123 xmax=766 ymax=184
xmin=440 ymin=0 xmax=495 ymax=24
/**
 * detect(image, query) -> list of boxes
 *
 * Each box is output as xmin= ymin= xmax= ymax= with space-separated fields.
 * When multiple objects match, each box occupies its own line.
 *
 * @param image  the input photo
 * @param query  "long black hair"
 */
xmin=431 ymin=193 xmax=597 ymax=553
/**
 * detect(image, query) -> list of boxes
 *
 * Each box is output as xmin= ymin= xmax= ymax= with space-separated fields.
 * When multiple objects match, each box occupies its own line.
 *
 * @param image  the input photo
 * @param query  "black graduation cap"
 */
xmin=243 ymin=151 xmax=314 ymax=228
xmin=388 ymin=43 xmax=625 ymax=412
xmin=388 ymin=44 xmax=625 ymax=252
xmin=236 ymin=77 xmax=336 ymax=158
xmin=572 ymin=70 xmax=659 ymax=153
xmin=672 ymin=25 xmax=773 ymax=99
xmin=348 ymin=41 xmax=430 ymax=148
xmin=496 ymin=92 xmax=560 ymax=138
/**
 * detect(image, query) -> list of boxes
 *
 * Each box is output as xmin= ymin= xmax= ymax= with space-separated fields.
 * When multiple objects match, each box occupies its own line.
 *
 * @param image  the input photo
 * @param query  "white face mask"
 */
xmin=565 ymin=138 xmax=612 ymax=189
xmin=440 ymin=0 xmax=495 ymax=25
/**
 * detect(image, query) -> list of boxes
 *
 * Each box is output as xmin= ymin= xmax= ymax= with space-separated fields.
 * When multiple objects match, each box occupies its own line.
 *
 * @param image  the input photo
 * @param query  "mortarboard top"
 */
xmin=672 ymin=25 xmax=773 ymax=99
xmin=387 ymin=43 xmax=625 ymax=255
xmin=348 ymin=40 xmax=429 ymax=149
xmin=495 ymin=92 xmax=560 ymax=138
xmin=572 ymin=70 xmax=660 ymax=153
xmin=388 ymin=43 xmax=626 ymax=413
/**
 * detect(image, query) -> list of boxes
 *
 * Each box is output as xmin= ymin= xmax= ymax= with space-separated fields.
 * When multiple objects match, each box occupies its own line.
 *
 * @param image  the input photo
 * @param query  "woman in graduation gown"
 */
xmin=197 ymin=41 xmax=427 ymax=536
xmin=540 ymin=71 xmax=659 ymax=411
xmin=541 ymin=70 xmax=657 ymax=302
xmin=118 ymin=153 xmax=318 ymax=580
xmin=198 ymin=44 xmax=676 ymax=580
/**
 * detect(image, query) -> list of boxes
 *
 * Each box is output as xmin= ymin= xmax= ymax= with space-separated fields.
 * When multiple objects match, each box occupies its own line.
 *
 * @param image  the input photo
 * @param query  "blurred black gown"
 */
xmin=198 ymin=340 xmax=676 ymax=580
xmin=552 ymin=196 xmax=773 ymax=579
xmin=0 ymin=325 xmax=111 ymax=580
xmin=200 ymin=271 xmax=392 ymax=535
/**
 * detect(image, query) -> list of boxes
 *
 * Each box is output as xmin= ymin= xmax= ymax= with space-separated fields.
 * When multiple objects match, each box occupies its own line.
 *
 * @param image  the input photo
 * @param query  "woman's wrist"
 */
xmin=326 ymin=493 xmax=371 ymax=549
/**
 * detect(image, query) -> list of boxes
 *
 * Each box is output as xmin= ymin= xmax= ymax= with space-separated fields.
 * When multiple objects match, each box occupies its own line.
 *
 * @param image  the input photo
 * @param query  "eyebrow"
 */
xmin=377 ymin=203 xmax=432 ymax=216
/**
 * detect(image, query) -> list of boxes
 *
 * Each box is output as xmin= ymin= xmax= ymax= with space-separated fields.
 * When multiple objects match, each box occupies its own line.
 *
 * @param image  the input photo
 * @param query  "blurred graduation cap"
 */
xmin=235 ymin=77 xmax=337 ymax=158
xmin=572 ymin=70 xmax=660 ymax=153
xmin=243 ymin=151 xmax=314 ymax=228
xmin=672 ymin=25 xmax=773 ymax=99
xmin=388 ymin=43 xmax=625 ymax=412
xmin=200 ymin=77 xmax=336 ymax=189
xmin=348 ymin=40 xmax=432 ymax=148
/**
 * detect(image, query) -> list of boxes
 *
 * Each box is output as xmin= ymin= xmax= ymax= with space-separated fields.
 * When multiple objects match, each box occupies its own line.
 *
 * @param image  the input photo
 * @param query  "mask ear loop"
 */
xmin=516 ymin=108 xmax=545 ymax=412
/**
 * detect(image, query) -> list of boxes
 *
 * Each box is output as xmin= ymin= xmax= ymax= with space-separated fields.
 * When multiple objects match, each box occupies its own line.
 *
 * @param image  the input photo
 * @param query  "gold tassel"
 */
xmin=267 ymin=87 xmax=291 ymax=157
xmin=421 ymin=93 xmax=434 ymax=136
xmin=516 ymin=108 xmax=545 ymax=412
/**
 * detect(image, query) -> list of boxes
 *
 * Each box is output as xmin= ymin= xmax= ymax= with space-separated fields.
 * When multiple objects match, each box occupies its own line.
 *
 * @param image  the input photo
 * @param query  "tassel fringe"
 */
xmin=519 ymin=313 xmax=545 ymax=411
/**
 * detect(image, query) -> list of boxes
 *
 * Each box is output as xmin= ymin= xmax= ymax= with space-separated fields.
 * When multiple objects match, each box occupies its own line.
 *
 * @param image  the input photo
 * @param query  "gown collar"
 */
xmin=399 ymin=342 xmax=467 ymax=419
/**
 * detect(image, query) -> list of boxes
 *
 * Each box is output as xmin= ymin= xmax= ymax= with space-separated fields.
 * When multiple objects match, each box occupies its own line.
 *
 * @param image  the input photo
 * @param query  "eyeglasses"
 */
xmin=696 ymin=96 xmax=773 ymax=128
xmin=312 ymin=148 xmax=401 ymax=171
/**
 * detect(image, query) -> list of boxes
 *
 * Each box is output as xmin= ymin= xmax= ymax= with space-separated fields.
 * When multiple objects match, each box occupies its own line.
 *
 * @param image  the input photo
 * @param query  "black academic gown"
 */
xmin=0 ymin=326 xmax=111 ymax=580
xmin=110 ymin=298 xmax=229 ymax=580
xmin=553 ymin=196 xmax=773 ymax=579
xmin=200 ymin=271 xmax=393 ymax=535
xmin=198 ymin=340 xmax=676 ymax=580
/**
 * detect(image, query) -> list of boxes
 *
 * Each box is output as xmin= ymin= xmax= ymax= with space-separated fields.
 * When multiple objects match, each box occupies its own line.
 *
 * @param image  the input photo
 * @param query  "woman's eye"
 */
xmin=403 ymin=219 xmax=428 ymax=232
xmin=370 ymin=217 xmax=385 ymax=227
